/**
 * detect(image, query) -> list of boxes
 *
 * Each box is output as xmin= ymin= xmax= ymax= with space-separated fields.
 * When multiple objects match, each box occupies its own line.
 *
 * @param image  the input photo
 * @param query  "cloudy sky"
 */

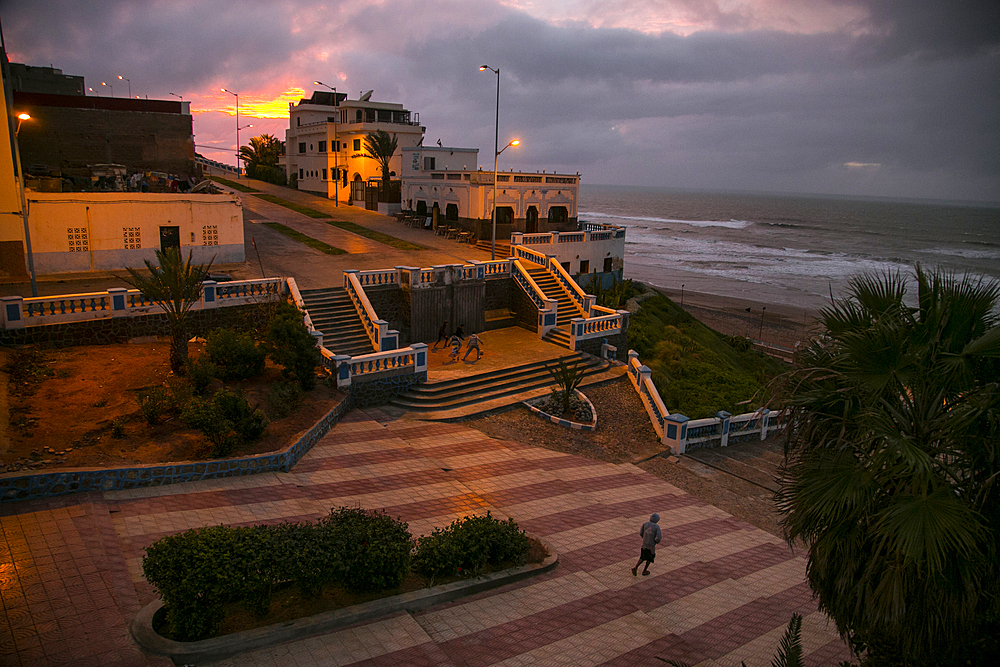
xmin=3 ymin=0 xmax=998 ymax=203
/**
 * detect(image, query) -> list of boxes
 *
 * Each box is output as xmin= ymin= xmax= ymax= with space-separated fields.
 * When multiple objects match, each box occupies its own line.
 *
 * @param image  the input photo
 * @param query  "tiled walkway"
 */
xmin=0 ymin=408 xmax=849 ymax=666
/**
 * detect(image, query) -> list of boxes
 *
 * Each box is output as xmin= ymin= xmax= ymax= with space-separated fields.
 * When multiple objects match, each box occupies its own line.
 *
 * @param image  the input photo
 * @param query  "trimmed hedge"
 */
xmin=413 ymin=512 xmax=531 ymax=583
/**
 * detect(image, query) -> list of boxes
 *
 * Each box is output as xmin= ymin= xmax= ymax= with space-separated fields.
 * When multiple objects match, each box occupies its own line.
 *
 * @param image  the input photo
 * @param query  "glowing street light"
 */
xmin=101 ymin=81 xmax=113 ymax=97
xmin=221 ymin=88 xmax=240 ymax=177
xmin=479 ymin=64 xmax=508 ymax=260
xmin=490 ymin=138 xmax=520 ymax=260
xmin=13 ymin=113 xmax=37 ymax=296
xmin=117 ymin=75 xmax=131 ymax=98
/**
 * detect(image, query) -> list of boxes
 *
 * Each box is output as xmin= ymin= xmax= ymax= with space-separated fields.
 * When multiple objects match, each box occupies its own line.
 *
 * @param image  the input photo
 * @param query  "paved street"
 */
xmin=0 ymin=407 xmax=849 ymax=666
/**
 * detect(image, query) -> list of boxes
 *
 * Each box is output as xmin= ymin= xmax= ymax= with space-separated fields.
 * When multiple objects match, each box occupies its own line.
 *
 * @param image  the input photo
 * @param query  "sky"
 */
xmin=3 ymin=0 xmax=998 ymax=203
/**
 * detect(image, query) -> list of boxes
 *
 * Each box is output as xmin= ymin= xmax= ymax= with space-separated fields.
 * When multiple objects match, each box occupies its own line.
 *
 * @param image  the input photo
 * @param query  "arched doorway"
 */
xmin=548 ymin=206 xmax=568 ymax=225
xmin=445 ymin=203 xmax=459 ymax=222
xmin=416 ymin=200 xmax=427 ymax=215
xmin=525 ymin=206 xmax=539 ymax=233
xmin=496 ymin=206 xmax=514 ymax=226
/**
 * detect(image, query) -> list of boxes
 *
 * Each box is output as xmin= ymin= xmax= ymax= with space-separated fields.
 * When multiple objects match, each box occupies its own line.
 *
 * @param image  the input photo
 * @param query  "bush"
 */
xmin=246 ymin=164 xmax=287 ymax=186
xmin=111 ymin=416 xmax=127 ymax=438
xmin=413 ymin=512 xmax=530 ymax=582
xmin=205 ymin=328 xmax=265 ymax=381
xmin=182 ymin=388 xmax=268 ymax=457
xmin=267 ymin=380 xmax=303 ymax=419
xmin=320 ymin=507 xmax=412 ymax=593
xmin=185 ymin=356 xmax=218 ymax=395
xmin=136 ymin=387 xmax=170 ymax=425
xmin=264 ymin=304 xmax=321 ymax=390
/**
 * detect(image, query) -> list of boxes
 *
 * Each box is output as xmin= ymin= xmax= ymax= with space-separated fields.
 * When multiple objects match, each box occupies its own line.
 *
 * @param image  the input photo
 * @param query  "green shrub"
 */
xmin=182 ymin=388 xmax=268 ymax=457
xmin=205 ymin=328 xmax=266 ymax=381
xmin=263 ymin=304 xmax=321 ymax=390
xmin=185 ymin=356 xmax=218 ymax=395
xmin=111 ymin=416 xmax=127 ymax=438
xmin=136 ymin=387 xmax=170 ymax=425
xmin=413 ymin=512 xmax=530 ymax=582
xmin=320 ymin=507 xmax=412 ymax=593
xmin=267 ymin=380 xmax=303 ymax=419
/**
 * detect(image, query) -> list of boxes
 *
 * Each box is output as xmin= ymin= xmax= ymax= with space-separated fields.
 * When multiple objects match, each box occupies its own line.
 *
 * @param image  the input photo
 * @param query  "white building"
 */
xmin=284 ymin=90 xmax=424 ymax=204
xmin=399 ymin=145 xmax=580 ymax=241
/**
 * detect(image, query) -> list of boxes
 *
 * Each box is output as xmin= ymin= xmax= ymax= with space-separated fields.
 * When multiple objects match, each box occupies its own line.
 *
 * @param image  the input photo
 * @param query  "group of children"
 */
xmin=432 ymin=321 xmax=483 ymax=362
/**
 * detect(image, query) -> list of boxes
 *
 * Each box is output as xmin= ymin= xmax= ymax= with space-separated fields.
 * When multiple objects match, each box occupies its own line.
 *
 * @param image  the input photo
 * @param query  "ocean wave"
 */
xmin=761 ymin=222 xmax=804 ymax=229
xmin=580 ymin=211 xmax=751 ymax=229
xmin=918 ymin=246 xmax=1000 ymax=260
xmin=964 ymin=240 xmax=1000 ymax=249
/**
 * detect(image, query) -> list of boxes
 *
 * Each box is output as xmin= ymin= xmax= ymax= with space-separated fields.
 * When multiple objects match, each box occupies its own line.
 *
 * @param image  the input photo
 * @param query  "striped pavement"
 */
xmin=0 ymin=408 xmax=850 ymax=666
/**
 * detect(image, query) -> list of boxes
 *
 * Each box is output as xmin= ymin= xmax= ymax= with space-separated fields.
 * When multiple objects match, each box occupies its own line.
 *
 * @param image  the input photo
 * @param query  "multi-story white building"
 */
xmin=284 ymin=90 xmax=424 ymax=203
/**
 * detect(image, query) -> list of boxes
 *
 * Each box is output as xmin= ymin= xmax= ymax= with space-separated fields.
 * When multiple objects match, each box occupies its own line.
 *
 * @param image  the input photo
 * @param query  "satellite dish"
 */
xmin=359 ymin=90 xmax=373 ymax=101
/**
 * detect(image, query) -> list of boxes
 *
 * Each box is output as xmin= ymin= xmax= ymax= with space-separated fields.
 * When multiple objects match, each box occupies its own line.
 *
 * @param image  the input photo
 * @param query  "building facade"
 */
xmin=400 ymin=145 xmax=580 ymax=240
xmin=284 ymin=90 xmax=424 ymax=202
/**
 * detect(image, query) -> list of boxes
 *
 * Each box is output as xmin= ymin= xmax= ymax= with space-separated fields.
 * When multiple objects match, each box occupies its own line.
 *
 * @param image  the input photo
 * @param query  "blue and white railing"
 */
xmin=1 ymin=277 xmax=284 ymax=330
xmin=547 ymin=256 xmax=595 ymax=316
xmin=511 ymin=259 xmax=559 ymax=338
xmin=569 ymin=307 xmax=627 ymax=348
xmin=343 ymin=270 xmax=398 ymax=352
xmin=511 ymin=244 xmax=549 ymax=267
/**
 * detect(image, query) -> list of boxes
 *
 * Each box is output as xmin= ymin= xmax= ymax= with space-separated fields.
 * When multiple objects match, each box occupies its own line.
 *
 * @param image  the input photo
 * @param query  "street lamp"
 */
xmin=13 ymin=113 xmax=37 ymax=296
xmin=314 ymin=81 xmax=341 ymax=206
xmin=101 ymin=81 xmax=113 ymax=97
xmin=117 ymin=75 xmax=131 ymax=98
xmin=221 ymin=88 xmax=240 ymax=177
xmin=479 ymin=65 xmax=504 ymax=260
xmin=490 ymin=139 xmax=520 ymax=260
xmin=168 ymin=92 xmax=184 ymax=101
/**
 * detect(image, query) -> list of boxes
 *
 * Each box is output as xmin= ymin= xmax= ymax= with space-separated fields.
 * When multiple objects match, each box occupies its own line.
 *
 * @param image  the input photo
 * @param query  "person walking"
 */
xmin=632 ymin=513 xmax=661 ymax=576
xmin=447 ymin=333 xmax=462 ymax=362
xmin=453 ymin=324 xmax=465 ymax=341
xmin=463 ymin=332 xmax=483 ymax=361
xmin=432 ymin=320 xmax=449 ymax=350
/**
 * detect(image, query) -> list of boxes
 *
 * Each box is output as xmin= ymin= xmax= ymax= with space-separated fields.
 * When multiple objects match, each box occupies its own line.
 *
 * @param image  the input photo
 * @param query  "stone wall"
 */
xmin=365 ymin=285 xmax=410 ymax=346
xmin=349 ymin=370 xmax=426 ymax=407
xmin=576 ymin=331 xmax=627 ymax=359
xmin=512 ymin=281 xmax=540 ymax=331
xmin=485 ymin=278 xmax=513 ymax=312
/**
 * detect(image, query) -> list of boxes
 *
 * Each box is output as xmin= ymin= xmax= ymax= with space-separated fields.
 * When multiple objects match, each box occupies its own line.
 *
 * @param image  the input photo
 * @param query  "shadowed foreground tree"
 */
xmin=354 ymin=129 xmax=398 ymax=188
xmin=776 ymin=267 xmax=1000 ymax=665
xmin=124 ymin=248 xmax=212 ymax=374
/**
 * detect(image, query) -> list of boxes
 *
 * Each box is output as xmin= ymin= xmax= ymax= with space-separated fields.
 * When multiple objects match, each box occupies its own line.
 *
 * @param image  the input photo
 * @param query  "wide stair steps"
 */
xmin=299 ymin=287 xmax=376 ymax=357
xmin=475 ymin=239 xmax=512 ymax=257
xmin=390 ymin=353 xmax=607 ymax=419
xmin=526 ymin=266 xmax=587 ymax=349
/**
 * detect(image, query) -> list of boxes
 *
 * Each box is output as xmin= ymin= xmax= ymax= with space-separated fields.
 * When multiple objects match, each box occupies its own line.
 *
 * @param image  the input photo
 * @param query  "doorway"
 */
xmin=159 ymin=226 xmax=180 ymax=254
xmin=525 ymin=206 xmax=538 ymax=233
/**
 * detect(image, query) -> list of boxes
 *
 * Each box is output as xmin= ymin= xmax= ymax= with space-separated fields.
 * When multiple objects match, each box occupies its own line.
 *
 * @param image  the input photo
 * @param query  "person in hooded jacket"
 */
xmin=632 ymin=513 xmax=661 ymax=576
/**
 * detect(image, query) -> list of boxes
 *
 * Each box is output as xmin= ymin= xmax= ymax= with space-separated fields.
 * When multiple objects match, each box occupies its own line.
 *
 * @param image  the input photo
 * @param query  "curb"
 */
xmin=129 ymin=535 xmax=558 ymax=664
xmin=523 ymin=388 xmax=598 ymax=431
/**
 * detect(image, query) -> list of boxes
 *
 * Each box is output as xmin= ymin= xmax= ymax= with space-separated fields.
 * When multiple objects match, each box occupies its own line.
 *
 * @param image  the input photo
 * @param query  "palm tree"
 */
xmin=123 ymin=248 xmax=213 ymax=374
xmin=239 ymin=134 xmax=281 ymax=171
xmin=354 ymin=129 xmax=398 ymax=188
xmin=775 ymin=267 xmax=1000 ymax=664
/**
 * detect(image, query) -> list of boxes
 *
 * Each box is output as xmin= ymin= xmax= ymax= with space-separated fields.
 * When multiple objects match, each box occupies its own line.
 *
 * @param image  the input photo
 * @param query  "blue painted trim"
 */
xmin=5 ymin=303 xmax=21 ymax=322
xmin=416 ymin=351 xmax=426 ymax=367
xmin=667 ymin=423 xmax=677 ymax=440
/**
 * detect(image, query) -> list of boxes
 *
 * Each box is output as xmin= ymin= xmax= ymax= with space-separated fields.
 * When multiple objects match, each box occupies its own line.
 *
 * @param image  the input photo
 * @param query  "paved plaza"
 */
xmin=1 ymin=407 xmax=849 ymax=666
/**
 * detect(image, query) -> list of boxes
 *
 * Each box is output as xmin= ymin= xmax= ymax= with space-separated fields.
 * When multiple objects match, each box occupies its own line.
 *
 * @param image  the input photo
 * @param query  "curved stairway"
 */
xmin=526 ymin=266 xmax=587 ymax=349
xmin=299 ymin=287 xmax=376 ymax=357
xmin=389 ymin=353 xmax=609 ymax=420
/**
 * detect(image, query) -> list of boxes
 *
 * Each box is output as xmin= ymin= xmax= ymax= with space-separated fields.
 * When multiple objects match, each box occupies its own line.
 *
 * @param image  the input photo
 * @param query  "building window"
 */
xmin=353 ymin=138 xmax=361 ymax=151
xmin=560 ymin=261 xmax=570 ymax=273
xmin=322 ymin=168 xmax=327 ymax=180
xmin=579 ymin=260 xmax=589 ymax=274
xmin=424 ymin=156 xmax=435 ymax=170
xmin=356 ymin=109 xmax=362 ymax=122
xmin=318 ymin=140 xmax=326 ymax=152
xmin=67 ymin=227 xmax=88 ymax=252
xmin=299 ymin=169 xmax=304 ymax=179
xmin=122 ymin=227 xmax=141 ymax=250
xmin=202 ymin=225 xmax=219 ymax=246
xmin=298 ymin=142 xmax=306 ymax=153
xmin=604 ymin=257 xmax=613 ymax=273
xmin=309 ymin=144 xmax=313 ymax=151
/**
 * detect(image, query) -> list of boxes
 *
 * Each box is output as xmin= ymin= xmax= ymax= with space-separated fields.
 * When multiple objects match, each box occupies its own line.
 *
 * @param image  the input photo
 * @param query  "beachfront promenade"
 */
xmin=0 ymin=406 xmax=849 ymax=666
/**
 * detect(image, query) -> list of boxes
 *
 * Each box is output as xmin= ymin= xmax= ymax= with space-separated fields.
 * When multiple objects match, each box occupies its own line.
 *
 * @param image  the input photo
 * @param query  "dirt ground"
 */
xmin=0 ymin=341 xmax=343 ymax=472
xmin=465 ymin=378 xmax=785 ymax=537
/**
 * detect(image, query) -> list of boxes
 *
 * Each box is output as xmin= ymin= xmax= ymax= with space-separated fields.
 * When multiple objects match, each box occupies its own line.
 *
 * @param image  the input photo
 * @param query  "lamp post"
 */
xmin=479 ymin=65 xmax=503 ymax=260
xmin=168 ymin=92 xmax=184 ymax=101
xmin=237 ymin=124 xmax=253 ymax=176
xmin=314 ymin=81 xmax=340 ymax=206
xmin=221 ymin=88 xmax=239 ymax=176
xmin=117 ymin=75 xmax=131 ymax=98
xmin=490 ymin=139 xmax=519 ymax=261
xmin=101 ymin=81 xmax=113 ymax=97
xmin=13 ymin=113 xmax=37 ymax=296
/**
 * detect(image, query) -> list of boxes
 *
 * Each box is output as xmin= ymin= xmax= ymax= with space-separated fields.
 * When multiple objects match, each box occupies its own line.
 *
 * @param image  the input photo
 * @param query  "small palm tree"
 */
xmin=239 ymin=134 xmax=281 ymax=171
xmin=658 ymin=613 xmax=803 ymax=667
xmin=547 ymin=359 xmax=588 ymax=415
xmin=123 ymin=248 xmax=213 ymax=373
xmin=354 ymin=129 xmax=398 ymax=188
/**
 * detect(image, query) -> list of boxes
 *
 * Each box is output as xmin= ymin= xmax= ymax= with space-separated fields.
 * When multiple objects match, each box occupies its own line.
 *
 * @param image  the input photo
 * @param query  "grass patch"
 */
xmin=207 ymin=175 xmax=259 ymax=193
xmin=322 ymin=219 xmax=426 ymax=251
xmin=252 ymin=194 xmax=330 ymax=218
xmin=262 ymin=223 xmax=347 ymax=255
xmin=628 ymin=288 xmax=787 ymax=418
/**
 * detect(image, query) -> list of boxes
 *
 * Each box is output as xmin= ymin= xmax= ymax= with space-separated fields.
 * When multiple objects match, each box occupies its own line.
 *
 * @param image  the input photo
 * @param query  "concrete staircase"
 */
xmin=475 ymin=239 xmax=512 ymax=258
xmin=299 ymin=287 xmax=376 ymax=357
xmin=526 ymin=266 xmax=587 ymax=349
xmin=389 ymin=353 xmax=609 ymax=419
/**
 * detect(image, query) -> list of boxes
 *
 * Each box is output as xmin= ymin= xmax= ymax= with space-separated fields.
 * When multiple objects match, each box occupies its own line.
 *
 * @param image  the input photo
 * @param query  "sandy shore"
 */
xmin=651 ymin=285 xmax=821 ymax=349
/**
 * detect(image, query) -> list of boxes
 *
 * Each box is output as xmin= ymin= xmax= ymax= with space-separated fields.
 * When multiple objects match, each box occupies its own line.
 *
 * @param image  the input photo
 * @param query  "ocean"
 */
xmin=578 ymin=185 xmax=1000 ymax=311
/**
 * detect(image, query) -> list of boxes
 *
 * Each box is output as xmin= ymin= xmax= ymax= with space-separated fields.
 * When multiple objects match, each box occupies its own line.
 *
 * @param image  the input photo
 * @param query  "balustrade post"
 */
xmin=584 ymin=294 xmax=596 ymax=316
xmin=569 ymin=317 xmax=585 ymax=350
xmin=381 ymin=328 xmax=399 ymax=351
xmin=467 ymin=260 xmax=486 ymax=280
xmin=600 ymin=339 xmax=617 ymax=361
xmin=201 ymin=280 xmax=218 ymax=309
xmin=374 ymin=320 xmax=388 ymax=350
xmin=107 ymin=288 xmax=128 ymax=317
xmin=717 ymin=411 xmax=732 ymax=447
xmin=664 ymin=414 xmax=690 ymax=455
xmin=760 ymin=408 xmax=771 ymax=440
xmin=343 ymin=269 xmax=359 ymax=289
xmin=333 ymin=354 xmax=352 ymax=389
xmin=411 ymin=342 xmax=428 ymax=377
xmin=538 ymin=298 xmax=558 ymax=339
xmin=311 ymin=330 xmax=323 ymax=349
xmin=1 ymin=296 xmax=25 ymax=330
xmin=510 ymin=232 xmax=523 ymax=247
